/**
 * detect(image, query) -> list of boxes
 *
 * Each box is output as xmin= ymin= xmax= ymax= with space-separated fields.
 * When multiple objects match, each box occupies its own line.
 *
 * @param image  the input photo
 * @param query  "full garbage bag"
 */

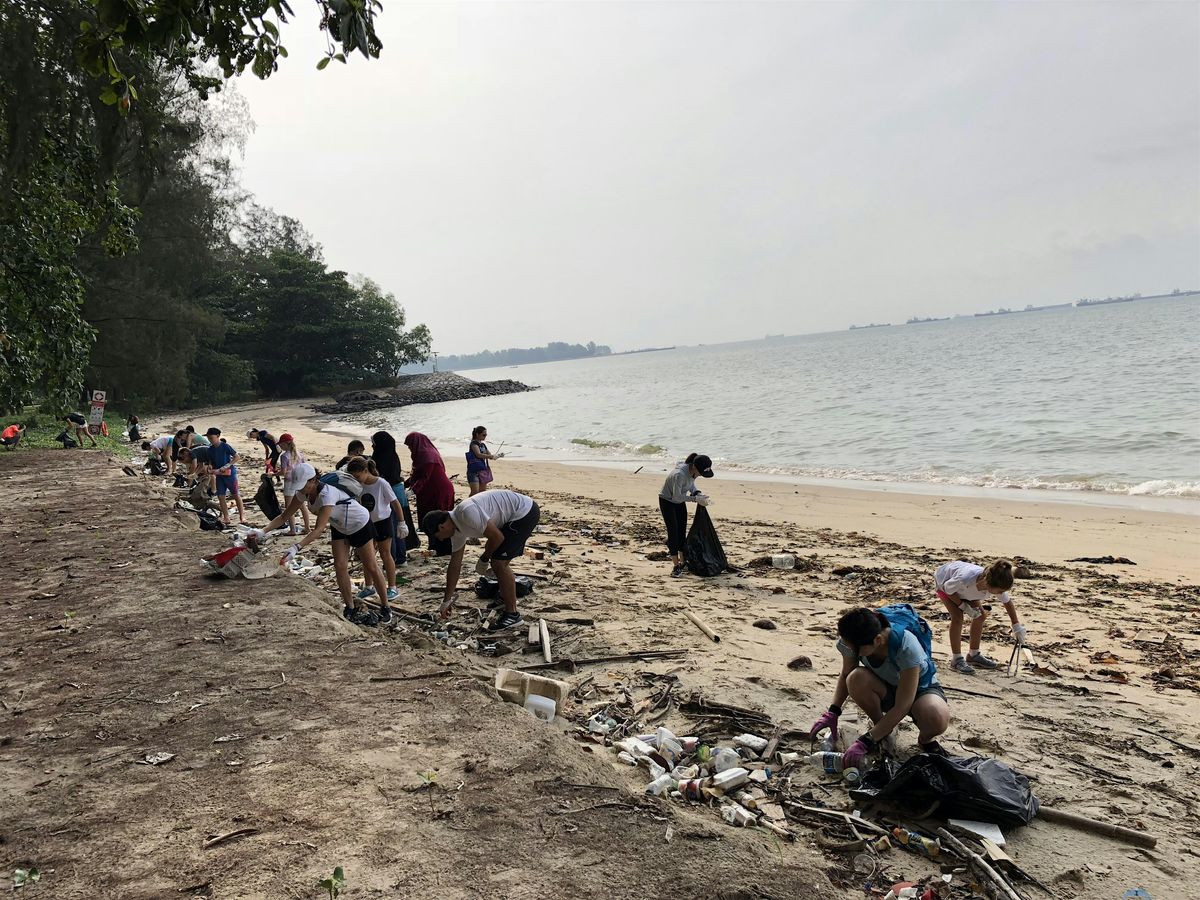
xmin=474 ymin=575 xmax=535 ymax=599
xmin=200 ymin=546 xmax=281 ymax=580
xmin=685 ymin=505 xmax=728 ymax=577
xmin=254 ymin=474 xmax=282 ymax=521
xmin=850 ymin=753 xmax=1039 ymax=827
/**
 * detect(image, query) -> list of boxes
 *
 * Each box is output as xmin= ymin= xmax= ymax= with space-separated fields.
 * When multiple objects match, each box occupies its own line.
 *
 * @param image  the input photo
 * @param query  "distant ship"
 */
xmin=906 ymin=316 xmax=949 ymax=324
xmin=849 ymin=323 xmax=890 ymax=330
xmin=975 ymin=308 xmax=1016 ymax=317
xmin=1024 ymin=302 xmax=1072 ymax=312
xmin=764 ymin=333 xmax=786 ymax=340
xmin=1077 ymin=296 xmax=1136 ymax=307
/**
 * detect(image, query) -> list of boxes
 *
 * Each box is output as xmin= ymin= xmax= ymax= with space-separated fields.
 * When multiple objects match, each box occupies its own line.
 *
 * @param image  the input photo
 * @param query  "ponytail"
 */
xmin=345 ymin=456 xmax=370 ymax=475
xmin=984 ymin=559 xmax=1015 ymax=591
xmin=685 ymin=453 xmax=698 ymax=465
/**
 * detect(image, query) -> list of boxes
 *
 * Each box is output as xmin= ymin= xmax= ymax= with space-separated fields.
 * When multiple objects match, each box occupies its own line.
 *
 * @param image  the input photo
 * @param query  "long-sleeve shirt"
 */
xmin=659 ymin=463 xmax=696 ymax=505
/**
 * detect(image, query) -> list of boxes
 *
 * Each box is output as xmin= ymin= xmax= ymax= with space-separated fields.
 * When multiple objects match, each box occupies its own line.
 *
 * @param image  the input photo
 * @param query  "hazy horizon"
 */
xmin=235 ymin=1 xmax=1200 ymax=355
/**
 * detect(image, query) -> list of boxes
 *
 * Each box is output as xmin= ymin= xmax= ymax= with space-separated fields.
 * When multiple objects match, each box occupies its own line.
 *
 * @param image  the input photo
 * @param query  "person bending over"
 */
xmin=65 ymin=412 xmax=98 ymax=447
xmin=2 ymin=423 xmax=25 ymax=450
xmin=935 ymin=559 xmax=1025 ymax=675
xmin=809 ymin=605 xmax=951 ymax=770
xmin=658 ymin=453 xmax=713 ymax=578
xmin=424 ymin=488 xmax=540 ymax=632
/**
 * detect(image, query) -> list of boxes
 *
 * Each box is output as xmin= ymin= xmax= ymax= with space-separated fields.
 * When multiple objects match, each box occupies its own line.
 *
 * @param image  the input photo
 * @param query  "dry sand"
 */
xmin=9 ymin=399 xmax=1191 ymax=898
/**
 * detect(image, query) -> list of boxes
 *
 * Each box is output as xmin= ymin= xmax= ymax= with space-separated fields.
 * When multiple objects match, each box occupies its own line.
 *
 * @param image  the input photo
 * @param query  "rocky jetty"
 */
xmin=311 ymin=372 xmax=535 ymax=415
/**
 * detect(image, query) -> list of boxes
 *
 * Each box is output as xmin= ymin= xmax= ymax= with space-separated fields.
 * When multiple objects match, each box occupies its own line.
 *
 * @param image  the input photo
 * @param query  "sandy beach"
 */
xmin=2 ymin=399 xmax=1194 ymax=897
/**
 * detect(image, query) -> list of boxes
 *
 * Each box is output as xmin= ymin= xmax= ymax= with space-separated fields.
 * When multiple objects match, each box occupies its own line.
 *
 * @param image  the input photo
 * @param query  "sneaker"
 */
xmin=670 ymin=563 xmax=685 ymax=578
xmin=919 ymin=740 xmax=949 ymax=757
xmin=966 ymin=651 xmax=999 ymax=670
xmin=376 ymin=605 xmax=393 ymax=624
xmin=386 ymin=587 xmax=399 ymax=602
xmin=356 ymin=585 xmax=376 ymax=600
xmin=950 ymin=656 xmax=976 ymax=675
xmin=488 ymin=611 xmax=524 ymax=632
xmin=349 ymin=607 xmax=379 ymax=627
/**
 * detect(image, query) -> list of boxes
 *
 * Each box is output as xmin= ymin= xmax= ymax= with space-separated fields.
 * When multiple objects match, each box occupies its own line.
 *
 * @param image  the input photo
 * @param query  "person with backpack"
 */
xmin=658 ymin=453 xmax=714 ymax=578
xmin=466 ymin=425 xmax=503 ymax=496
xmin=264 ymin=462 xmax=391 ymax=627
xmin=422 ymin=489 xmax=540 ymax=632
xmin=809 ymin=604 xmax=951 ymax=770
xmin=935 ymin=559 xmax=1026 ymax=675
xmin=345 ymin=456 xmax=408 ymax=605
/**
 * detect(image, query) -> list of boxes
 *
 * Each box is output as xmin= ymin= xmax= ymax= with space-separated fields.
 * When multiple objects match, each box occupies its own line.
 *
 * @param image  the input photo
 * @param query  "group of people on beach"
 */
xmin=655 ymin=449 xmax=1028 ymax=767
xmin=132 ymin=421 xmax=533 ymax=632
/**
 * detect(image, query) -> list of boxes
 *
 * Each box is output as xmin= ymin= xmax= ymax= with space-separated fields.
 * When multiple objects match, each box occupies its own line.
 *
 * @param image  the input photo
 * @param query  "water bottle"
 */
xmin=809 ymin=752 xmax=861 ymax=785
xmin=812 ymin=727 xmax=837 ymax=753
xmin=645 ymin=773 xmax=676 ymax=796
xmin=890 ymin=827 xmax=940 ymax=858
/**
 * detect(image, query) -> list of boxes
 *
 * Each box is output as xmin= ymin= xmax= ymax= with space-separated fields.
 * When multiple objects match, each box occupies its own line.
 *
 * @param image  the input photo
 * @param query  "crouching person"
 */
xmin=423 ymin=489 xmax=540 ymax=632
xmin=265 ymin=463 xmax=391 ymax=627
xmin=809 ymin=604 xmax=951 ymax=769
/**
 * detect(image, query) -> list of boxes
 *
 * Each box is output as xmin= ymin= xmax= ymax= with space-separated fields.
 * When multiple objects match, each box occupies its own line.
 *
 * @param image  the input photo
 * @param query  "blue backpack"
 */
xmin=879 ymin=603 xmax=937 ymax=689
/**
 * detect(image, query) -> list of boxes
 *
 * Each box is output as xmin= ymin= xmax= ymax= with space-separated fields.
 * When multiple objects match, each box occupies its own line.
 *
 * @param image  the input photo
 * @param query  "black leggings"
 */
xmin=659 ymin=496 xmax=687 ymax=555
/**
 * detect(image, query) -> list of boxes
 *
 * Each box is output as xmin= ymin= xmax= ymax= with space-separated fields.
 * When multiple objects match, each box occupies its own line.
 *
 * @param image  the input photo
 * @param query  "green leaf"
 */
xmin=277 ymin=45 xmax=288 ymax=58
xmin=263 ymin=20 xmax=279 ymax=38
xmin=100 ymin=88 xmax=119 ymax=105
xmin=316 ymin=56 xmax=330 ymax=70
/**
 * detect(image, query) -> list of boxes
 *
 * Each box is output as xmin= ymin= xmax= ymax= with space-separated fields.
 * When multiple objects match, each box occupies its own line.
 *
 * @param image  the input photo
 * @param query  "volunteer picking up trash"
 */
xmin=423 ymin=488 xmax=540 ymax=632
xmin=263 ymin=462 xmax=391 ymax=627
xmin=935 ymin=558 xmax=1026 ymax=675
xmin=809 ymin=605 xmax=951 ymax=771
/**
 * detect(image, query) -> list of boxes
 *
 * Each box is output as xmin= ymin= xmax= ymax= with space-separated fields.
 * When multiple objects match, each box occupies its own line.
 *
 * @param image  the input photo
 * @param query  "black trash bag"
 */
xmin=850 ymin=753 xmax=1039 ymax=828
xmin=684 ymin=505 xmax=728 ymax=577
xmin=56 ymin=431 xmax=78 ymax=449
xmin=197 ymin=510 xmax=225 ymax=531
xmin=254 ymin=475 xmax=282 ymax=521
xmin=146 ymin=458 xmax=166 ymax=475
xmin=474 ymin=575 xmax=535 ymax=599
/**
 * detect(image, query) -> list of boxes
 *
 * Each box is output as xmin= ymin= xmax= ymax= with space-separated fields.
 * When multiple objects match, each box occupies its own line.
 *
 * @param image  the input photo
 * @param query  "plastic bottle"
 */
xmin=733 ymin=733 xmax=769 ymax=753
xmin=890 ymin=827 xmax=941 ymax=859
xmin=721 ymin=803 xmax=756 ymax=827
xmin=812 ymin=727 xmax=838 ymax=753
xmin=645 ymin=773 xmax=676 ymax=796
xmin=808 ymin=752 xmax=861 ymax=785
xmin=711 ymin=747 xmax=743 ymax=773
xmin=710 ymin=767 xmax=751 ymax=792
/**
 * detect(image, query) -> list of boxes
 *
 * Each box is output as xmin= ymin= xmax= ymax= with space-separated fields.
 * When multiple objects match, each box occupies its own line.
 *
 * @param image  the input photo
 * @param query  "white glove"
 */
xmin=1012 ymin=623 xmax=1027 ymax=643
xmin=247 ymin=528 xmax=267 ymax=541
xmin=396 ymin=521 xmax=410 ymax=540
xmin=474 ymin=556 xmax=492 ymax=576
xmin=280 ymin=544 xmax=301 ymax=565
xmin=696 ymin=494 xmax=711 ymax=507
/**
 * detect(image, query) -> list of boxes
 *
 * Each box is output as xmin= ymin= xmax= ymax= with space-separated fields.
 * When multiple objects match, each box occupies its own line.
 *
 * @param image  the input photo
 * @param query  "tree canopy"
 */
xmin=0 ymin=0 xmax=428 ymax=415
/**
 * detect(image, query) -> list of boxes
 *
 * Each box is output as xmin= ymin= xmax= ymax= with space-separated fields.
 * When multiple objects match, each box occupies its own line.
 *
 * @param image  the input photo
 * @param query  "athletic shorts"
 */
xmin=881 ymin=680 xmax=947 ymax=714
xmin=468 ymin=468 xmax=493 ymax=486
xmin=332 ymin=521 xmax=374 ymax=548
xmin=67 ymin=414 xmax=86 ymax=426
xmin=372 ymin=519 xmax=393 ymax=542
xmin=491 ymin=502 xmax=540 ymax=561
xmin=216 ymin=468 xmax=239 ymax=497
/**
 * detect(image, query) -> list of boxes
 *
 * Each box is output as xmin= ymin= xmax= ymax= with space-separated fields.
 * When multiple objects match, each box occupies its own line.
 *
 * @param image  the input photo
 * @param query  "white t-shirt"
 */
xmin=935 ymin=561 xmax=1012 ymax=606
xmin=280 ymin=450 xmax=306 ymax=496
xmin=359 ymin=478 xmax=398 ymax=522
xmin=449 ymin=490 xmax=535 ymax=553
xmin=308 ymin=484 xmax=370 ymax=535
xmin=150 ymin=436 xmax=172 ymax=452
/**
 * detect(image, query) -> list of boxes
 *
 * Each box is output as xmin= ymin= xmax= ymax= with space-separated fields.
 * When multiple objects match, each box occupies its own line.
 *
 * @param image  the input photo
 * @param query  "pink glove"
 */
xmin=809 ymin=709 xmax=840 ymax=743
xmin=842 ymin=737 xmax=873 ymax=769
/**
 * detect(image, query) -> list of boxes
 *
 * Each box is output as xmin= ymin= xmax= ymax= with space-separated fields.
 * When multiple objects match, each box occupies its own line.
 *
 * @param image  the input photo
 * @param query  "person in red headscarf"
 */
xmin=404 ymin=432 xmax=456 ymax=555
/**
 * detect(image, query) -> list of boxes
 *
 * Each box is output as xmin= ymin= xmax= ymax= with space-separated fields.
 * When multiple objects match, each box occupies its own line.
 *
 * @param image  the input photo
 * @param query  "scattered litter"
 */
xmin=139 ymin=752 xmax=175 ymax=766
xmin=1068 ymin=555 xmax=1136 ymax=565
xmin=200 ymin=546 xmax=281 ymax=580
xmin=948 ymin=818 xmax=1006 ymax=845
xmin=752 ymin=618 xmax=777 ymax=630
xmin=212 ymin=734 xmax=243 ymax=744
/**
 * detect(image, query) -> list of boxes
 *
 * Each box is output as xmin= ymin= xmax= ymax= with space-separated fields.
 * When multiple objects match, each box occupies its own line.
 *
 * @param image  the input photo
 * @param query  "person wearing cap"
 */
xmin=658 ymin=453 xmax=714 ymax=578
xmin=204 ymin=427 xmax=246 ymax=525
xmin=265 ymin=462 xmax=390 ymax=627
xmin=422 ymin=489 xmax=541 ymax=632
xmin=276 ymin=433 xmax=310 ymax=533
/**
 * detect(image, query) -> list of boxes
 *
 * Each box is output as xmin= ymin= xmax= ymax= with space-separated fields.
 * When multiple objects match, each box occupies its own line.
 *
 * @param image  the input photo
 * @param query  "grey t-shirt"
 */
xmin=837 ymin=629 xmax=938 ymax=687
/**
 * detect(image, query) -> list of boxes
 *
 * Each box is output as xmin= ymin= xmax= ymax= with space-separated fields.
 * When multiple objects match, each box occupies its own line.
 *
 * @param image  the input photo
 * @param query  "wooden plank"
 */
xmin=539 ymin=618 xmax=553 ymax=665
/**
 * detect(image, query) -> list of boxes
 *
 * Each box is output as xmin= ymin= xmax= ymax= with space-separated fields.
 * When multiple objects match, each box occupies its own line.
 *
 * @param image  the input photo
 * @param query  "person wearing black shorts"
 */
xmin=423 ymin=489 xmax=540 ymax=632
xmin=263 ymin=463 xmax=390 ymax=627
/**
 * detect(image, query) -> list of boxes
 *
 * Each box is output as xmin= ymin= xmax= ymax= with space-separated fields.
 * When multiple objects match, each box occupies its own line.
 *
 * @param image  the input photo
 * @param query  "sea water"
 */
xmin=343 ymin=295 xmax=1199 ymax=509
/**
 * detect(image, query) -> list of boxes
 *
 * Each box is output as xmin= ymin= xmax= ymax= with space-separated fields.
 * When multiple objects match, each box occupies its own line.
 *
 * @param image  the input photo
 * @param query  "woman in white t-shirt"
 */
xmin=276 ymin=433 xmax=310 ymax=534
xmin=935 ymin=559 xmax=1026 ymax=675
xmin=346 ymin=456 xmax=408 ymax=606
xmin=265 ymin=463 xmax=390 ymax=627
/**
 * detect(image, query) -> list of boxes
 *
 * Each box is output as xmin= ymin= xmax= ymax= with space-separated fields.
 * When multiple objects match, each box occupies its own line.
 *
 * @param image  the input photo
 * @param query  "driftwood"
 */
xmin=783 ymin=803 xmax=889 ymax=836
xmin=539 ymin=619 xmax=553 ymax=665
xmin=1136 ymin=726 xmax=1200 ymax=758
xmin=368 ymin=671 xmax=452 ymax=683
xmin=1036 ymin=805 xmax=1157 ymax=849
xmin=683 ymin=610 xmax=720 ymax=643
xmin=202 ymin=827 xmax=259 ymax=850
xmin=937 ymin=827 xmax=1025 ymax=900
xmin=518 ymin=649 xmax=689 ymax=672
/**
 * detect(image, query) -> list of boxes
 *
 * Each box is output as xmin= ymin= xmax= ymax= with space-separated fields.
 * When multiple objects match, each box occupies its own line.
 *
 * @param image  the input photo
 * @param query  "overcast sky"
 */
xmin=235 ymin=1 xmax=1200 ymax=354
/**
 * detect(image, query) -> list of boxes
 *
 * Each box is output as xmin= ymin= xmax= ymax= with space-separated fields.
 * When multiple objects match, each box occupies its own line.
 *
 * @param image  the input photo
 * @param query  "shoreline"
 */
xmin=150 ymin=398 xmax=1200 ymax=583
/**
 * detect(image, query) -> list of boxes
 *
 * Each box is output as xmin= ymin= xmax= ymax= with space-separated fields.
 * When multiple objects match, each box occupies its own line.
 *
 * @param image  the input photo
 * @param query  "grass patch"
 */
xmin=2 ymin=408 xmax=133 ymax=458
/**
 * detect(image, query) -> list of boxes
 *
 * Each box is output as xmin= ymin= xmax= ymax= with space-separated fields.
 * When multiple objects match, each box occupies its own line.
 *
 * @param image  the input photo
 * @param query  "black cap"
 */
xmin=205 ymin=427 xmax=221 ymax=436
xmin=693 ymin=454 xmax=714 ymax=477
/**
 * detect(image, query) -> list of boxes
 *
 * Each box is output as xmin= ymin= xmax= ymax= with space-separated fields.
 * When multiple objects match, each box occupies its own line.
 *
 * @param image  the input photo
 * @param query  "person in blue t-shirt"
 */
xmin=204 ymin=427 xmax=246 ymax=525
xmin=809 ymin=607 xmax=950 ymax=769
